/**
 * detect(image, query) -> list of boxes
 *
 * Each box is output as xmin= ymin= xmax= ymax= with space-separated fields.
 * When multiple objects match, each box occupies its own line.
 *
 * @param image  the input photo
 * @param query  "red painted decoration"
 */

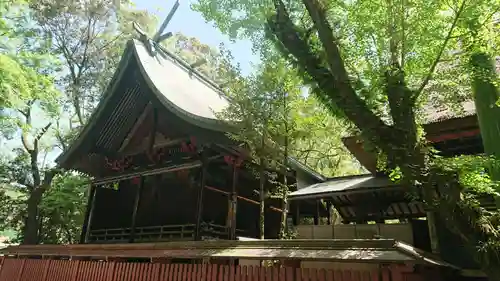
xmin=428 ymin=129 xmax=480 ymax=143
xmin=223 ymin=155 xmax=233 ymax=166
xmin=234 ymin=157 xmax=244 ymax=168
xmin=224 ymin=155 xmax=244 ymax=168
xmin=104 ymin=156 xmax=132 ymax=172
xmin=105 ymin=136 xmax=199 ymax=172
xmin=180 ymin=136 xmax=197 ymax=154
xmin=131 ymin=177 xmax=141 ymax=185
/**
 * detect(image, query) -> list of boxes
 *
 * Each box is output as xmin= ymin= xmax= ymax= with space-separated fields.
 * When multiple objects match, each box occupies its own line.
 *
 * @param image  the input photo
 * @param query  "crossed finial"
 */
xmin=132 ymin=0 xmax=179 ymax=56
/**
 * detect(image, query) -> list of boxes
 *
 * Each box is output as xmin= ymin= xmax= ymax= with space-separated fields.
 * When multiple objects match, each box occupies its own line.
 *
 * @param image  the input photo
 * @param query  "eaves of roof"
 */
xmin=288 ymin=157 xmax=326 ymax=182
xmin=55 ymin=41 xmax=136 ymax=166
xmin=289 ymin=174 xmax=397 ymax=200
xmin=0 ymin=239 xmax=456 ymax=268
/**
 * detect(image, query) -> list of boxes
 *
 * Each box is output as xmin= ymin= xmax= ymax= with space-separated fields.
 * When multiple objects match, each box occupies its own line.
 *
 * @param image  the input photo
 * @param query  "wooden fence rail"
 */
xmin=0 ymin=258 xmax=412 ymax=281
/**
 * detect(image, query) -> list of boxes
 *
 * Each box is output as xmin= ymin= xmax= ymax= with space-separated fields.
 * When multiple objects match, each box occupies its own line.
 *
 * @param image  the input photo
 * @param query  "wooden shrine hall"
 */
xmin=54 ymin=38 xmax=318 ymax=245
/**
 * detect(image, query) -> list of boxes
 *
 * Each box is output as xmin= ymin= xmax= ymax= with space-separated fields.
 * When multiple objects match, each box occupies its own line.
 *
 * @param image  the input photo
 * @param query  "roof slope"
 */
xmin=289 ymin=174 xmax=397 ymax=200
xmin=133 ymin=39 xmax=229 ymax=129
xmin=422 ymin=100 xmax=476 ymax=124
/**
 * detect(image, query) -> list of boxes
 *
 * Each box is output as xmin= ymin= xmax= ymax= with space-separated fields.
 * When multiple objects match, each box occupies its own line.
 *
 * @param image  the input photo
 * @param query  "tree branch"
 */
xmin=267 ymin=0 xmax=395 ymax=150
xmin=40 ymin=168 xmax=60 ymax=192
xmin=19 ymin=105 xmax=33 ymax=153
xmin=411 ymin=0 xmax=466 ymax=103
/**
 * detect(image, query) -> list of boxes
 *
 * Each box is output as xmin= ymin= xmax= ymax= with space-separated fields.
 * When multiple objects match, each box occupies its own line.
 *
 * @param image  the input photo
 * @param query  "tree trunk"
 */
xmin=259 ymin=156 xmax=266 ymax=240
xmin=279 ymin=89 xmax=289 ymax=239
xmin=279 ymin=140 xmax=289 ymax=239
xmin=470 ymin=52 xmax=500 ymax=185
xmin=279 ymin=192 xmax=288 ymax=238
xmin=23 ymin=188 xmax=44 ymax=244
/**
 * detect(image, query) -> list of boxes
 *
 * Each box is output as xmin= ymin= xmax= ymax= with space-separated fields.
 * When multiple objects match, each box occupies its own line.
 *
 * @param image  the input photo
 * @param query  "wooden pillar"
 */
xmin=292 ymin=202 xmax=299 ymax=226
xmin=326 ymin=201 xmax=332 ymax=225
xmin=129 ymin=177 xmax=144 ymax=243
xmin=229 ymin=163 xmax=239 ymax=240
xmin=313 ymin=200 xmax=319 ymax=225
xmin=195 ymin=149 xmax=208 ymax=240
xmin=427 ymin=211 xmax=440 ymax=254
xmin=79 ymin=184 xmax=97 ymax=244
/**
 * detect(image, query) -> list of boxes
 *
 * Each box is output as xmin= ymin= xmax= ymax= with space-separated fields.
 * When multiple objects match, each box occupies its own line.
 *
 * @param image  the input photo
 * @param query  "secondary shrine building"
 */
xmin=54 ymin=39 xmax=319 ymax=245
xmin=288 ymin=100 xmax=492 ymax=276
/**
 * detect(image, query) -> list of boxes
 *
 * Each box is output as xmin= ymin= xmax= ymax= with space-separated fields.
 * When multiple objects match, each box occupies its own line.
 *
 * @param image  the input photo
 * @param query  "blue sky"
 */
xmin=135 ymin=0 xmax=257 ymax=74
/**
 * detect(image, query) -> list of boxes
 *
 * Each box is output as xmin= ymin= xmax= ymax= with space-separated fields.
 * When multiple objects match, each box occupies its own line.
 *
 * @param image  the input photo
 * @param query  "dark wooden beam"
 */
xmin=118 ymin=103 xmax=153 ymax=153
xmin=314 ymin=200 xmax=319 ymax=225
xmin=92 ymin=160 xmax=204 ymax=185
xmin=195 ymin=149 xmax=208 ymax=240
xmin=80 ymin=185 xmax=97 ymax=244
xmin=148 ymin=107 xmax=158 ymax=153
xmin=129 ymin=176 xmax=144 ymax=243
xmin=326 ymin=201 xmax=332 ymax=225
xmin=204 ymin=185 xmax=282 ymax=212
xmin=428 ymin=129 xmax=480 ymax=143
xmin=229 ymin=164 xmax=239 ymax=240
xmin=424 ymin=115 xmax=478 ymax=135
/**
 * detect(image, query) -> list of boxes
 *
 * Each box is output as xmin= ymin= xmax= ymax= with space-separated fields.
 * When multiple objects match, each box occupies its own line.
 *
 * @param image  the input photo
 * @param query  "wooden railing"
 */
xmin=89 ymin=224 xmax=196 ymax=243
xmin=88 ymin=223 xmax=247 ymax=243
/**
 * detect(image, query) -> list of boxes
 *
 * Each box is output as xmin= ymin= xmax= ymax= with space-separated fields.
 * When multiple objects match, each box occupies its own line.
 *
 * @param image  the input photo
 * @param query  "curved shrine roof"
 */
xmin=56 ymin=39 xmax=230 ymax=167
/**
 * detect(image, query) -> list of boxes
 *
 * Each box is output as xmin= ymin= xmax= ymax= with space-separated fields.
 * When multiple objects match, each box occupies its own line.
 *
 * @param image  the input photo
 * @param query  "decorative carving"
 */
xmin=180 ymin=136 xmax=197 ymax=154
xmin=104 ymin=136 xmax=199 ymax=173
xmin=104 ymin=156 xmax=132 ymax=172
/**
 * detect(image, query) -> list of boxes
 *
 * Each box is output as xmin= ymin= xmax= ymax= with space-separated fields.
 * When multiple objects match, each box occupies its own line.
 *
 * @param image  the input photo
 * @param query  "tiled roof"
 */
xmin=423 ymin=55 xmax=499 ymax=124
xmin=422 ymin=100 xmax=476 ymax=124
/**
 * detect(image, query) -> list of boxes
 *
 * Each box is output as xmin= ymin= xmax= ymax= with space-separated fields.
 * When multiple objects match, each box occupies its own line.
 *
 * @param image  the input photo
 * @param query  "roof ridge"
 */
xmin=324 ymin=173 xmax=373 ymax=181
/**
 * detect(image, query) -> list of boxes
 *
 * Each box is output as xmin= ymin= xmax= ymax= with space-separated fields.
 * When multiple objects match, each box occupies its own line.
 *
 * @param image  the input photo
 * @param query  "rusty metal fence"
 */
xmin=0 ymin=258 xmax=412 ymax=281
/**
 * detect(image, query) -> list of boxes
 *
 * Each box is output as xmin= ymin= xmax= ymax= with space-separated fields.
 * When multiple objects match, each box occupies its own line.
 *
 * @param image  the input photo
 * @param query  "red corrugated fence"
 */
xmin=0 ymin=258 xmax=416 ymax=281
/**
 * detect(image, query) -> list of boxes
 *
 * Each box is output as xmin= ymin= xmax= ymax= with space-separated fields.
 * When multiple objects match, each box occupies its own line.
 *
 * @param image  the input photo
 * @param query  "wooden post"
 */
xmin=326 ymin=201 xmax=332 ymax=225
xmin=195 ymin=149 xmax=208 ymax=240
xmin=229 ymin=164 xmax=238 ymax=240
xmin=427 ymin=211 xmax=440 ymax=254
xmin=293 ymin=202 xmax=300 ymax=225
xmin=313 ymin=200 xmax=319 ymax=225
xmin=130 ymin=177 xmax=144 ymax=243
xmin=80 ymin=184 xmax=97 ymax=244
